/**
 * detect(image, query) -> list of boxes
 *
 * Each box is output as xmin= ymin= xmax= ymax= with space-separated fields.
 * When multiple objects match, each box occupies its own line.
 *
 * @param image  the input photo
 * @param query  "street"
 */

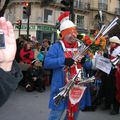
xmin=0 ymin=86 xmax=120 ymax=120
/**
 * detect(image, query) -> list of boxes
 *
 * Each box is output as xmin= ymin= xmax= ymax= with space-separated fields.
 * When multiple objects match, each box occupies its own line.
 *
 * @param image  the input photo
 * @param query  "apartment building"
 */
xmin=0 ymin=0 xmax=120 ymax=43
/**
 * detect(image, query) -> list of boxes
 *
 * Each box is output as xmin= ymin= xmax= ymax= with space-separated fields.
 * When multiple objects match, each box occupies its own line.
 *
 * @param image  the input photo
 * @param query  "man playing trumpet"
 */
xmin=44 ymin=12 xmax=91 ymax=120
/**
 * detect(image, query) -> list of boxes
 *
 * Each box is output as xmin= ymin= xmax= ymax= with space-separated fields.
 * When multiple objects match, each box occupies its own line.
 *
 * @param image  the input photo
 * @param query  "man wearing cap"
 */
xmin=106 ymin=36 xmax=120 ymax=115
xmin=44 ymin=12 xmax=91 ymax=120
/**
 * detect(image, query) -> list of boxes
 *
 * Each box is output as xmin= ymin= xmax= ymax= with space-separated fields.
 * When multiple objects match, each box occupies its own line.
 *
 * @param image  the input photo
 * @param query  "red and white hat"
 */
xmin=58 ymin=11 xmax=70 ymax=23
xmin=58 ymin=11 xmax=76 ymax=32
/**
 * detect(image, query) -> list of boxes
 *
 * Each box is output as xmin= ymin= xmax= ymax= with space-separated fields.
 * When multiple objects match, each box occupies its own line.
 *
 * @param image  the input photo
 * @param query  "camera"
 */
xmin=0 ymin=31 xmax=5 ymax=48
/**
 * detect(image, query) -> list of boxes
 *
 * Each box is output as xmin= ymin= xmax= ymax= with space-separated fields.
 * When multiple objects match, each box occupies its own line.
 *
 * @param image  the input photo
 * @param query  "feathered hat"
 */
xmin=57 ymin=11 xmax=76 ymax=39
xmin=58 ymin=11 xmax=76 ymax=31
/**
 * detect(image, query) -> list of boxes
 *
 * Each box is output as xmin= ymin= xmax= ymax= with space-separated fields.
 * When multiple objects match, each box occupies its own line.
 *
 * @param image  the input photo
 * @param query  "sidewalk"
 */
xmin=0 ymin=86 xmax=119 ymax=120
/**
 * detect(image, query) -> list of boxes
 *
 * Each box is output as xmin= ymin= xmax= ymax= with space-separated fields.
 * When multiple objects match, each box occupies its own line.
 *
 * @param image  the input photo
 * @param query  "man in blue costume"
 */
xmin=44 ymin=12 xmax=91 ymax=120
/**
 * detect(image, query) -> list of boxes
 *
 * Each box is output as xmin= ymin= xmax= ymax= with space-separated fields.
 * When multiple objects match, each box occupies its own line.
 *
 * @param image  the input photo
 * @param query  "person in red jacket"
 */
xmin=19 ymin=41 xmax=34 ymax=87
xmin=20 ymin=41 xmax=34 ymax=64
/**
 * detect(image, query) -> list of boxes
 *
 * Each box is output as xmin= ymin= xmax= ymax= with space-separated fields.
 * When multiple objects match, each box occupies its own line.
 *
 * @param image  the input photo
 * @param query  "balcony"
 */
xmin=115 ymin=8 xmax=120 ymax=15
xmin=74 ymin=1 xmax=90 ymax=11
xmin=9 ymin=0 xmax=41 ymax=3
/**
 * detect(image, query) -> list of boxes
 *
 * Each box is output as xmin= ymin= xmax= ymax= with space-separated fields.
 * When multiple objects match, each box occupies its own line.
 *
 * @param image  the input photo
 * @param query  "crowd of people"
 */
xmin=0 ymin=11 xmax=120 ymax=120
xmin=15 ymin=37 xmax=52 ymax=92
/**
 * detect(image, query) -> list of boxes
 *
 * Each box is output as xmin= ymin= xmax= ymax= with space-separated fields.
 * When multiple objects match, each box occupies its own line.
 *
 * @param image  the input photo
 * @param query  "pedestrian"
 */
xmin=44 ymin=12 xmax=91 ymax=120
xmin=0 ymin=17 xmax=23 ymax=107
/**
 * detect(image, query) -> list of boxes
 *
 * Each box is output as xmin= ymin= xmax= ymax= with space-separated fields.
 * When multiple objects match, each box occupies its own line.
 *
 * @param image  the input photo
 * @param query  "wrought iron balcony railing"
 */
xmin=74 ymin=1 xmax=90 ymax=10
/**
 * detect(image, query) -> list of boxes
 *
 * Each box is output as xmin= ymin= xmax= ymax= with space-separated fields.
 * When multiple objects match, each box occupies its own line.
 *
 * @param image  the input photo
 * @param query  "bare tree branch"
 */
xmin=0 ymin=0 xmax=10 ymax=17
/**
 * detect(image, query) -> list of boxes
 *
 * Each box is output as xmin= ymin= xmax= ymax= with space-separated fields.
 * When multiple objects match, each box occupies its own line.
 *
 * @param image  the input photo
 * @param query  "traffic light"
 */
xmin=16 ymin=19 xmax=22 ymax=29
xmin=61 ymin=0 xmax=70 ymax=11
xmin=22 ymin=2 xmax=31 ymax=16
xmin=61 ymin=0 xmax=74 ymax=22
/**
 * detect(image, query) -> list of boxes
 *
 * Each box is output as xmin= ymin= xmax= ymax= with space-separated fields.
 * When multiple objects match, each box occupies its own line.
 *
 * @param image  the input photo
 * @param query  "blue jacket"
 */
xmin=44 ymin=42 xmax=91 ymax=110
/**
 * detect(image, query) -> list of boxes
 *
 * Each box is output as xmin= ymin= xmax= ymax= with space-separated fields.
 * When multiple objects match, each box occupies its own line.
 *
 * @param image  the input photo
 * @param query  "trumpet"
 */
xmin=95 ymin=17 xmax=119 ymax=40
xmin=111 ymin=53 xmax=120 ymax=66
xmin=53 ymin=70 xmax=95 ymax=106
xmin=53 ymin=70 xmax=81 ymax=106
xmin=102 ymin=17 xmax=119 ymax=36
xmin=73 ymin=17 xmax=120 ymax=61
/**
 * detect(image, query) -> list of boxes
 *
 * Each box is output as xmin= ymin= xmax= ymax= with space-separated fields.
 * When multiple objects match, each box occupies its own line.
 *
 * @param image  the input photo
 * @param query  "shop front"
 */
xmin=14 ymin=24 xmax=57 ymax=43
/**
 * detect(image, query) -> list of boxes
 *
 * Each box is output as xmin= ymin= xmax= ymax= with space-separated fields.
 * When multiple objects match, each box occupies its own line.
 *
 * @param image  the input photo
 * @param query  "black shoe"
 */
xmin=110 ymin=110 xmax=119 ymax=115
xmin=81 ymin=106 xmax=96 ymax=112
xmin=37 ymin=89 xmax=44 ymax=92
xmin=102 ymin=105 xmax=111 ymax=110
xmin=36 ymin=87 xmax=44 ymax=92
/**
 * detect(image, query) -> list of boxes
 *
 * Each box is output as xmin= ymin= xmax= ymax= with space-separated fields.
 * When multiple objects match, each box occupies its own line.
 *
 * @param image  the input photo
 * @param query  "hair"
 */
xmin=43 ymin=39 xmax=51 ymax=45
xmin=34 ymin=43 xmax=41 ymax=50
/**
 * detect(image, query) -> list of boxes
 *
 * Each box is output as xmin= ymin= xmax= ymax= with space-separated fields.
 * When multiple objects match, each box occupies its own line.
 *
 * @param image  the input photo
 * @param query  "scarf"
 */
xmin=62 ymin=40 xmax=81 ymax=120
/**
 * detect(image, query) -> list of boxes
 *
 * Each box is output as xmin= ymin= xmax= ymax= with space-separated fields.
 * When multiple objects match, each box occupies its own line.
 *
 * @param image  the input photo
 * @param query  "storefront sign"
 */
xmin=15 ymin=24 xmax=56 ymax=32
xmin=37 ymin=25 xmax=56 ymax=31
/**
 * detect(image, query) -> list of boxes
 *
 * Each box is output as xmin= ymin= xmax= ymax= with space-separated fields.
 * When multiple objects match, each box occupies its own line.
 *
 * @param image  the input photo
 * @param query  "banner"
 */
xmin=96 ymin=56 xmax=112 ymax=74
xmin=69 ymin=85 xmax=86 ymax=105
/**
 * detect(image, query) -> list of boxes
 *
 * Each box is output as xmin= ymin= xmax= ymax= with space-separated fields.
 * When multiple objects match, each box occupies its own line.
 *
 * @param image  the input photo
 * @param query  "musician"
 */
xmin=44 ymin=12 xmax=91 ymax=120
xmin=107 ymin=36 xmax=120 ymax=115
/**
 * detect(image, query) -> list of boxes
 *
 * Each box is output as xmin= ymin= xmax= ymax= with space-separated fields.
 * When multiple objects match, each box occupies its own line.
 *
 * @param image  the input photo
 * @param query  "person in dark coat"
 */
xmin=0 ymin=17 xmax=23 ymax=107
xmin=25 ymin=60 xmax=45 ymax=92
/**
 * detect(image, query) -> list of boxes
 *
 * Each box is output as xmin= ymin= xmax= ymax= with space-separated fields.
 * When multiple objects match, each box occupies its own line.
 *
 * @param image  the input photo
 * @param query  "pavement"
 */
xmin=0 ymin=86 xmax=120 ymax=120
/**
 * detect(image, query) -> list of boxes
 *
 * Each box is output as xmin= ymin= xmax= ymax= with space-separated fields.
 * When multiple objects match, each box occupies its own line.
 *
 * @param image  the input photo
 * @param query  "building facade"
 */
xmin=0 ymin=0 xmax=120 ymax=43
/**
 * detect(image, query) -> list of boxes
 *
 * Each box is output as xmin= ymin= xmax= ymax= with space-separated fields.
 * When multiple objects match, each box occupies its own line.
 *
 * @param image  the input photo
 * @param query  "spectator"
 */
xmin=20 ymin=41 xmax=34 ymax=64
xmin=41 ymin=39 xmax=52 ymax=86
xmin=0 ymin=17 xmax=23 ymax=107
xmin=25 ymin=60 xmax=45 ymax=92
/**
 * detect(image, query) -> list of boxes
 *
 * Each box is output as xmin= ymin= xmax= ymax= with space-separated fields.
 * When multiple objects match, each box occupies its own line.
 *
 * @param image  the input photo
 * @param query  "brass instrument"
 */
xmin=73 ymin=17 xmax=120 ymax=61
xmin=53 ymin=17 xmax=120 ymax=106
xmin=111 ymin=53 xmax=120 ymax=66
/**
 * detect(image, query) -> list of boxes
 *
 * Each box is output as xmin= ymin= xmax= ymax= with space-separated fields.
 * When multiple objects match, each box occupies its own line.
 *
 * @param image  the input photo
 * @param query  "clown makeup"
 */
xmin=66 ymin=29 xmax=78 ymax=44
xmin=70 ymin=28 xmax=78 ymax=37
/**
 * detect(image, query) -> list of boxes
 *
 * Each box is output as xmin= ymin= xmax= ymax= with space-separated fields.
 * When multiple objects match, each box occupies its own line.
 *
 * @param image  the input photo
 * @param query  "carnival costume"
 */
xmin=44 ymin=12 xmax=91 ymax=120
xmin=107 ymin=36 xmax=120 ymax=114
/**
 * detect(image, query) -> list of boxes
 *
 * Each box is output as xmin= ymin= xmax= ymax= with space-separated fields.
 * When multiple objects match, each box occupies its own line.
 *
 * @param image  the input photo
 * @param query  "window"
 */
xmin=119 ymin=0 xmax=120 ymax=8
xmin=44 ymin=9 xmax=53 ymax=23
xmin=99 ymin=0 xmax=107 ymax=4
xmin=98 ymin=0 xmax=108 ymax=10
xmin=76 ymin=15 xmax=84 ymax=28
